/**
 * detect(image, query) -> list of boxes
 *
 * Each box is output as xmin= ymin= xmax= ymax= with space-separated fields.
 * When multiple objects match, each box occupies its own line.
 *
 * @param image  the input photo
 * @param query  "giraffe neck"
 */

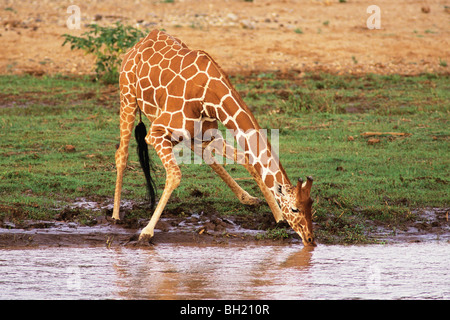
xmin=208 ymin=76 xmax=292 ymax=200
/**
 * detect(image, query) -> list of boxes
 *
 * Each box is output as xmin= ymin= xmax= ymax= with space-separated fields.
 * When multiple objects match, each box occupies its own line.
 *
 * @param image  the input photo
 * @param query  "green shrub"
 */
xmin=62 ymin=22 xmax=148 ymax=83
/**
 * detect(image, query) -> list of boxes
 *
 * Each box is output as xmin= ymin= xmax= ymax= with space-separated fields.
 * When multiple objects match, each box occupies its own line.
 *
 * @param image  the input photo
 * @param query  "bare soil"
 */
xmin=1 ymin=0 xmax=449 ymax=77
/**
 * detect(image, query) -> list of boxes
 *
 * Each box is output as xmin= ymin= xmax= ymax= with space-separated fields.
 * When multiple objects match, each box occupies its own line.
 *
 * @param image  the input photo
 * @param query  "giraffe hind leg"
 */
xmin=139 ymin=132 xmax=181 ymax=241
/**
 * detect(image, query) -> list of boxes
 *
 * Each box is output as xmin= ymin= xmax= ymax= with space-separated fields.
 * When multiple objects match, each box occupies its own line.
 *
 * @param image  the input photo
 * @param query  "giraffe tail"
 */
xmin=134 ymin=118 xmax=157 ymax=211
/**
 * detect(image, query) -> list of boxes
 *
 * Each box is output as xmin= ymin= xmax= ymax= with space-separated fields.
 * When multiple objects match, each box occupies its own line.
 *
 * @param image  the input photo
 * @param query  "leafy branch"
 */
xmin=62 ymin=22 xmax=148 ymax=83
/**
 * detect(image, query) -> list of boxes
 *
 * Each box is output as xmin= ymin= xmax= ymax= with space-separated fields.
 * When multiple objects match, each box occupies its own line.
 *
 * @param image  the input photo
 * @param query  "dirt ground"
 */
xmin=1 ymin=0 xmax=449 ymax=77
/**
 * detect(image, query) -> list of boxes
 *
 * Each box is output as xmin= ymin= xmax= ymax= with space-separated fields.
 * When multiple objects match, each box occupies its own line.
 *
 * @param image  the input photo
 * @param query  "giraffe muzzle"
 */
xmin=301 ymin=232 xmax=316 ymax=247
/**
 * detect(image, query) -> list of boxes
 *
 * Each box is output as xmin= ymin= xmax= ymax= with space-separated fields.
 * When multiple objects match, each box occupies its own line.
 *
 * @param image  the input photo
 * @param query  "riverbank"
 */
xmin=0 ymin=205 xmax=448 ymax=248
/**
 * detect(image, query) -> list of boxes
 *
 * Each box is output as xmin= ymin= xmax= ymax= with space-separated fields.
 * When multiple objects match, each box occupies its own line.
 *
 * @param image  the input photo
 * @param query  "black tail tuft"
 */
xmin=135 ymin=120 xmax=157 ymax=210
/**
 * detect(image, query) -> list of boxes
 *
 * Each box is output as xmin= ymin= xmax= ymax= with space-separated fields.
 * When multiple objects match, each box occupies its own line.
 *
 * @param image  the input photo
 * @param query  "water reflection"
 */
xmin=109 ymin=244 xmax=313 ymax=299
xmin=0 ymin=242 xmax=448 ymax=299
xmin=281 ymin=246 xmax=314 ymax=269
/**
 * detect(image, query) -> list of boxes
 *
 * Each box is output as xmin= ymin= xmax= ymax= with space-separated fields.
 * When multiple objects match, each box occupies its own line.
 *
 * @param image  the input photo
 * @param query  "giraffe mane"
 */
xmin=196 ymin=50 xmax=261 ymax=130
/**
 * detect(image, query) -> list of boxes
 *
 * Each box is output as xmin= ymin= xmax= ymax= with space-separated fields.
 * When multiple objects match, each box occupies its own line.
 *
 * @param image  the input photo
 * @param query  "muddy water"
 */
xmin=0 ymin=242 xmax=449 ymax=300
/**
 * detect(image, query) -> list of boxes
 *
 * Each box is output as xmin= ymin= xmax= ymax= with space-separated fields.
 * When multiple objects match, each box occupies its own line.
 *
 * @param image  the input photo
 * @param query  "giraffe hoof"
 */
xmin=248 ymin=197 xmax=262 ymax=206
xmin=110 ymin=218 xmax=123 ymax=225
xmin=138 ymin=231 xmax=154 ymax=245
xmin=239 ymin=193 xmax=261 ymax=206
xmin=244 ymin=197 xmax=262 ymax=206
xmin=111 ymin=211 xmax=125 ymax=221
xmin=124 ymin=232 xmax=154 ymax=247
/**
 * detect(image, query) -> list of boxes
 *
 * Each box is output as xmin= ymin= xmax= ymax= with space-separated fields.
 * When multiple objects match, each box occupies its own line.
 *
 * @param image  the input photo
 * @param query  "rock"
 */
xmin=240 ymin=19 xmax=255 ymax=29
xmin=421 ymin=6 xmax=430 ymax=13
xmin=1 ymin=221 xmax=16 ymax=229
xmin=203 ymin=221 xmax=216 ymax=231
xmin=227 ymin=13 xmax=239 ymax=22
xmin=155 ymin=220 xmax=170 ymax=232
xmin=64 ymin=145 xmax=76 ymax=152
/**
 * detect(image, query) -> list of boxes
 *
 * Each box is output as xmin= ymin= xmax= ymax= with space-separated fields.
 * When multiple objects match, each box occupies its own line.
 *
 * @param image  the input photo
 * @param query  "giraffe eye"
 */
xmin=291 ymin=208 xmax=299 ymax=213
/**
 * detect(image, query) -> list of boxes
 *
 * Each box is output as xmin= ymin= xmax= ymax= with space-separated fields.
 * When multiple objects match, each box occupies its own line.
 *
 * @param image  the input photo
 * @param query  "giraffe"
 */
xmin=112 ymin=29 xmax=316 ymax=246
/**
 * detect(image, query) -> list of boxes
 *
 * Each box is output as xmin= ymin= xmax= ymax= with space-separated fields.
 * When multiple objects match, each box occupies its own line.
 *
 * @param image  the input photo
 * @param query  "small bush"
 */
xmin=62 ymin=22 xmax=148 ymax=83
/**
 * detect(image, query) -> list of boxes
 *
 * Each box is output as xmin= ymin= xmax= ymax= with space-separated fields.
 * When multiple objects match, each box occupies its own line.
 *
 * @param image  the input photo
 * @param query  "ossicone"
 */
xmin=296 ymin=175 xmax=313 ymax=198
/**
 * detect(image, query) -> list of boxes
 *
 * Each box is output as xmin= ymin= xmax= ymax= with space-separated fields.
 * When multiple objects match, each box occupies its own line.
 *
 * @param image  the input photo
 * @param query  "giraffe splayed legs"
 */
xmin=113 ymin=30 xmax=316 ymax=246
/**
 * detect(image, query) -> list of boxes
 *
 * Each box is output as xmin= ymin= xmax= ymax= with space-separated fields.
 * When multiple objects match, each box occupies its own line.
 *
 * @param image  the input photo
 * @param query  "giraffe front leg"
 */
xmin=191 ymin=139 xmax=260 ymax=206
xmin=112 ymin=150 xmax=127 ymax=220
xmin=217 ymin=139 xmax=284 ymax=222
xmin=112 ymin=96 xmax=137 ymax=220
xmin=209 ymin=162 xmax=261 ymax=206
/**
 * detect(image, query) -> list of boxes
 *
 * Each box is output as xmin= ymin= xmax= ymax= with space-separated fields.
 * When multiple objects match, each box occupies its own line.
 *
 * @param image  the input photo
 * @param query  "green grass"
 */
xmin=0 ymin=73 xmax=448 ymax=244
xmin=235 ymin=72 xmax=449 ymax=243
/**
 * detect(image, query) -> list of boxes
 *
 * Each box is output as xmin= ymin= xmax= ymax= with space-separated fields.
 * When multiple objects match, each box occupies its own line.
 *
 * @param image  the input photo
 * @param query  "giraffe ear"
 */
xmin=274 ymin=181 xmax=285 ymax=197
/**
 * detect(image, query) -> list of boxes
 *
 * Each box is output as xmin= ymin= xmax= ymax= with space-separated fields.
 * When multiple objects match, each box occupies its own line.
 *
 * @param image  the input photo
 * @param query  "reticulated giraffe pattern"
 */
xmin=113 ymin=29 xmax=316 ymax=246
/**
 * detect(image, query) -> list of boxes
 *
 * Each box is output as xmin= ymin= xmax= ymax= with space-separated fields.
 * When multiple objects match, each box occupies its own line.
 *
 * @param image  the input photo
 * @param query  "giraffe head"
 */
xmin=276 ymin=176 xmax=316 ymax=246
